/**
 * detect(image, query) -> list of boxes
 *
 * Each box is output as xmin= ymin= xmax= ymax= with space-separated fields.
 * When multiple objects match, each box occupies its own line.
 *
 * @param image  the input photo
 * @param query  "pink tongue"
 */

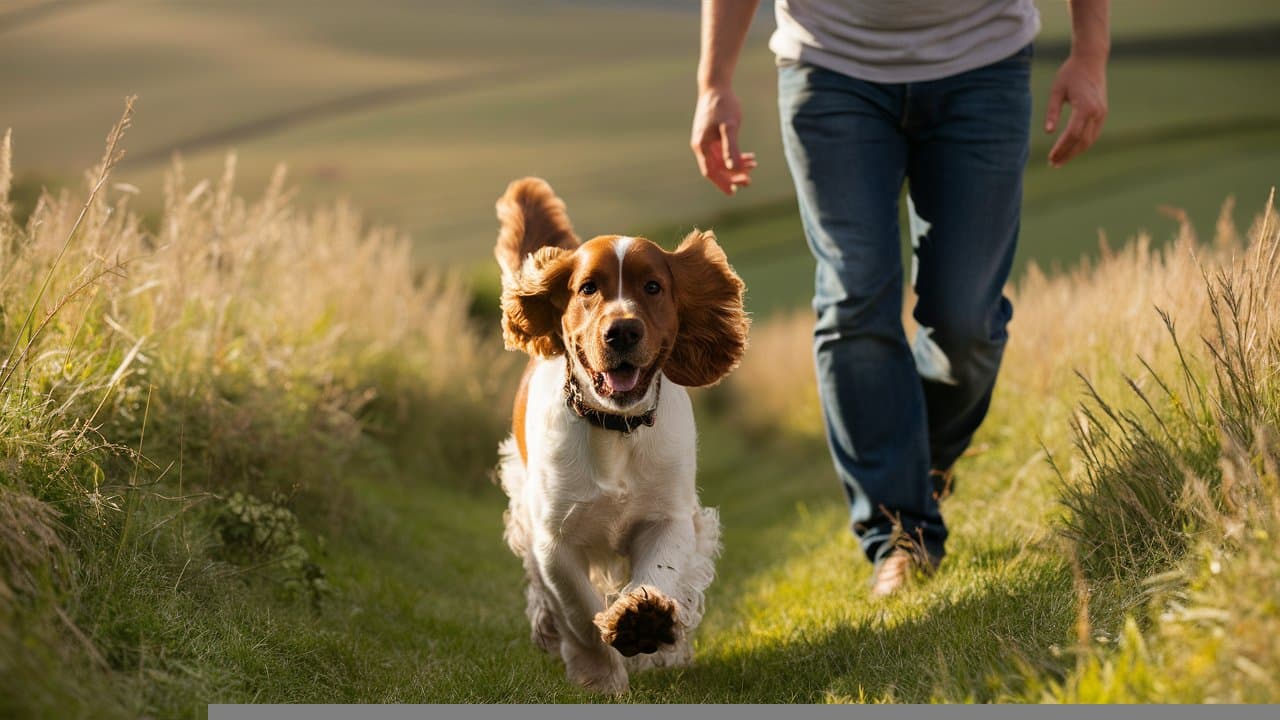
xmin=605 ymin=368 xmax=640 ymax=394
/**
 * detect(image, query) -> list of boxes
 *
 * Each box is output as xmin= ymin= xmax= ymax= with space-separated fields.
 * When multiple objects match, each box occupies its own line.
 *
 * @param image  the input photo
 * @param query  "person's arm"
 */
xmin=691 ymin=0 xmax=761 ymax=195
xmin=1046 ymin=0 xmax=1110 ymax=167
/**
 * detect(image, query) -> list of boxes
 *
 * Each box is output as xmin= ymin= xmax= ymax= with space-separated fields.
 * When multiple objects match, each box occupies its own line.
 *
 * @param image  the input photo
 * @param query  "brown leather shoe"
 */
xmin=869 ymin=549 xmax=914 ymax=597
xmin=869 ymin=548 xmax=937 ymax=598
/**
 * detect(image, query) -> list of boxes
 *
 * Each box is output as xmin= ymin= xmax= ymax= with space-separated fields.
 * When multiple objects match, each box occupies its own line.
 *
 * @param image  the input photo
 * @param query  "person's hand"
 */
xmin=691 ymin=85 xmax=758 ymax=195
xmin=1045 ymin=52 xmax=1108 ymax=168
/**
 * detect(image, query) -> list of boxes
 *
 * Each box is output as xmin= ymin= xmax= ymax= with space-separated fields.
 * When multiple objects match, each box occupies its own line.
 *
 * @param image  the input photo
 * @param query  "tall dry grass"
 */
xmin=1041 ymin=192 xmax=1280 ymax=702
xmin=0 ymin=104 xmax=513 ymax=715
xmin=723 ymin=192 xmax=1280 ymax=701
xmin=1048 ymin=196 xmax=1277 ymax=576
xmin=2 ymin=102 xmax=508 ymax=498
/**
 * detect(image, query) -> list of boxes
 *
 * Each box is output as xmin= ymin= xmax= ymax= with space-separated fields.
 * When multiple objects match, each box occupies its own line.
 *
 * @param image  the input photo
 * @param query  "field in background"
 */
xmin=2 ymin=0 xmax=1278 ymax=316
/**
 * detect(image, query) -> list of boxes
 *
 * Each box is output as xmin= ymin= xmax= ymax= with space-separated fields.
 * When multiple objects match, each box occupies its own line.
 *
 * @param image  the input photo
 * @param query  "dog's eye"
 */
xmin=580 ymin=281 xmax=598 ymax=296
xmin=644 ymin=281 xmax=662 ymax=295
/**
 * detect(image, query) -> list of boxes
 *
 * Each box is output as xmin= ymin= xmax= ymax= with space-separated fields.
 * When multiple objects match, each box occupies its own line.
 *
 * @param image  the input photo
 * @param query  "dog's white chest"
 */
xmin=586 ymin=430 xmax=645 ymax=497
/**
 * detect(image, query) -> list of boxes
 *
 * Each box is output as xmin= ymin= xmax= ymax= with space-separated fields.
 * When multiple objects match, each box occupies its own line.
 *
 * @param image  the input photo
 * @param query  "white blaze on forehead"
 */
xmin=614 ymin=236 xmax=635 ymax=261
xmin=614 ymin=236 xmax=635 ymax=300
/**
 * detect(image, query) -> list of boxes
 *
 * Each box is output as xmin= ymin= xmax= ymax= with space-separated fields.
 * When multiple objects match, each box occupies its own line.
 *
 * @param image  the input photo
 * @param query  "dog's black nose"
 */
xmin=604 ymin=318 xmax=644 ymax=351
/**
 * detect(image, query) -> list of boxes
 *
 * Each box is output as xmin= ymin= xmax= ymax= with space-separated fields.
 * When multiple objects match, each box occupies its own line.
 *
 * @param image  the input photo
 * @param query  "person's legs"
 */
xmin=778 ymin=62 xmax=946 ymax=566
xmin=905 ymin=44 xmax=1033 ymax=477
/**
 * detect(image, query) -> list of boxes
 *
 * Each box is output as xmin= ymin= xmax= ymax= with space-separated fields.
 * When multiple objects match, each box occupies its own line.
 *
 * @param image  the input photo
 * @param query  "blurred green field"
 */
xmin=2 ymin=0 xmax=1278 ymax=316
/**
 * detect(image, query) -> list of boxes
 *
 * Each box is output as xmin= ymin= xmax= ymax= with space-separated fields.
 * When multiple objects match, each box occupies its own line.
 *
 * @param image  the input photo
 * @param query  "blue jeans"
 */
xmin=777 ymin=45 xmax=1032 ymax=565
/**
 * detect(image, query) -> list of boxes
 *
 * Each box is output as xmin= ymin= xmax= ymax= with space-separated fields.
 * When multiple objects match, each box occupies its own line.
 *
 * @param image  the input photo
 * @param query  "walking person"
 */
xmin=691 ymin=0 xmax=1110 ymax=596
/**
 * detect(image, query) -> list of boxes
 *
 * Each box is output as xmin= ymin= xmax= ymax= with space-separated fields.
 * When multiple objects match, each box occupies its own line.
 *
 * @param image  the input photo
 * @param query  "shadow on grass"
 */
xmin=691 ymin=417 xmax=843 ymax=586
xmin=634 ymin=545 xmax=1075 ymax=703
xmin=366 ymin=412 xmax=1077 ymax=703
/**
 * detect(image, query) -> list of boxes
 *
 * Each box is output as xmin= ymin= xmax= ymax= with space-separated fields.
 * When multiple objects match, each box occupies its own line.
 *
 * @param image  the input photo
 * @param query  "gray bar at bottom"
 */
xmin=210 ymin=703 xmax=1280 ymax=720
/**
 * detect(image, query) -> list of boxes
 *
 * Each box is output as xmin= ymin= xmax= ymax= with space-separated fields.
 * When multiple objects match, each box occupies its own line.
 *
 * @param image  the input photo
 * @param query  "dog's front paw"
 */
xmin=595 ymin=585 xmax=679 ymax=657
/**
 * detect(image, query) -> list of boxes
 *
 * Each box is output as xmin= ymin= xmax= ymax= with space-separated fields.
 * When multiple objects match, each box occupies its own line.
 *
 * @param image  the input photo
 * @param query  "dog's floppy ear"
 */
xmin=494 ymin=177 xmax=580 ymax=281
xmin=664 ymin=230 xmax=749 ymax=387
xmin=501 ymin=246 xmax=576 ymax=357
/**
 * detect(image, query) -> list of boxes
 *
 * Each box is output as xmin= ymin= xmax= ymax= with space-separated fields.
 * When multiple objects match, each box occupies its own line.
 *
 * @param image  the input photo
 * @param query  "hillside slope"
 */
xmin=1 ymin=0 xmax=1277 ymax=274
xmin=2 ymin=112 xmax=1279 ymax=712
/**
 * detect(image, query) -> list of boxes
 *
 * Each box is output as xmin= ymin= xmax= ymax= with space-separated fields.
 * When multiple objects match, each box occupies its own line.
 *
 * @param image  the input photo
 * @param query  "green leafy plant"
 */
xmin=213 ymin=491 xmax=330 ymax=606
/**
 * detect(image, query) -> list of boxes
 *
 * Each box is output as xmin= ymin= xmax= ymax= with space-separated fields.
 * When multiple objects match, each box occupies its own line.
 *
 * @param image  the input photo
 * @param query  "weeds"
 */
xmin=213 ymin=492 xmax=331 ymax=607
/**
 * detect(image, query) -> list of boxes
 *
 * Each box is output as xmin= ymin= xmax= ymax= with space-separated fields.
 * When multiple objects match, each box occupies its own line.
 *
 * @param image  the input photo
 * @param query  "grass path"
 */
xmin=5 ymin=91 xmax=1278 ymax=713
xmin=204 ymin=386 xmax=1099 ymax=706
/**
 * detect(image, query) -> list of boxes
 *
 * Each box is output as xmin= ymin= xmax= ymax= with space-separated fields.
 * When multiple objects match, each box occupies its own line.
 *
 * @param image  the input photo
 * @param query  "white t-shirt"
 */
xmin=770 ymin=0 xmax=1041 ymax=83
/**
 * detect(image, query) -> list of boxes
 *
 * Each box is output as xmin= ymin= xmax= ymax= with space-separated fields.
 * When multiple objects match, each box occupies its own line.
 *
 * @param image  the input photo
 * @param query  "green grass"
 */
xmin=5 ymin=2 xmax=1280 ymax=712
xmin=13 ymin=417 xmax=1093 ymax=708
xmin=1036 ymin=0 xmax=1280 ymax=41
xmin=4 ymin=113 xmax=1280 ymax=712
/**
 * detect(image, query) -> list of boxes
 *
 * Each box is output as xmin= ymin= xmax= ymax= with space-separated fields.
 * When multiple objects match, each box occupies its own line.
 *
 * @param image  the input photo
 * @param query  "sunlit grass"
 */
xmin=2 ymin=99 xmax=1279 ymax=712
xmin=0 ymin=105 xmax=513 ymax=716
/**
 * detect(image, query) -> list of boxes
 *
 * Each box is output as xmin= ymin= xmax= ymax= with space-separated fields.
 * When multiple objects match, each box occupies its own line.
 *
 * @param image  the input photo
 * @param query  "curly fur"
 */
xmin=500 ymin=247 xmax=574 ymax=357
xmin=665 ymin=230 xmax=750 ymax=387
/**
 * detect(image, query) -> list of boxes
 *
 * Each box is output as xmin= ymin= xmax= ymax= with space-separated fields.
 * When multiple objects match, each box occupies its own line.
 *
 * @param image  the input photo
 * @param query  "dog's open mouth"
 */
xmin=600 ymin=363 xmax=642 ymax=395
xmin=575 ymin=347 xmax=657 ymax=402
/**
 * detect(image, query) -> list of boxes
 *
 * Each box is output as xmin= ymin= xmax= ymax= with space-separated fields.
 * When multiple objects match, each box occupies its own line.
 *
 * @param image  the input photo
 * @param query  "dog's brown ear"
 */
xmin=501 ymin=246 xmax=576 ymax=357
xmin=664 ymin=230 xmax=749 ymax=387
xmin=495 ymin=178 xmax=580 ymax=280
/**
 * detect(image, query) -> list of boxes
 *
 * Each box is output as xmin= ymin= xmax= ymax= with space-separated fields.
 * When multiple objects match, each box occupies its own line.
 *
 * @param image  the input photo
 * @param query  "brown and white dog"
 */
xmin=493 ymin=178 xmax=748 ymax=694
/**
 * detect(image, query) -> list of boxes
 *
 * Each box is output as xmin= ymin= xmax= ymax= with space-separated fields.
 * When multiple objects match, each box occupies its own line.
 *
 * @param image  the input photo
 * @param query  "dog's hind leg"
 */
xmin=523 ymin=557 xmax=561 ymax=654
xmin=497 ymin=437 xmax=561 ymax=654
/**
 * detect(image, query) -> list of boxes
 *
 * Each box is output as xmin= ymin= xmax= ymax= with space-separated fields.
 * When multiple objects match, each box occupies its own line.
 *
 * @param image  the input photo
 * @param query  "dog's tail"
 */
xmin=494 ymin=177 xmax=580 ymax=281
